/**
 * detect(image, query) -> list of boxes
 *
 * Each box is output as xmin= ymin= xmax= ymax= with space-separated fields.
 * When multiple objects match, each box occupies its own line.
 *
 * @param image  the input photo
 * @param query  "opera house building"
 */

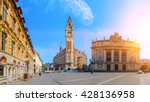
xmin=91 ymin=32 xmax=140 ymax=71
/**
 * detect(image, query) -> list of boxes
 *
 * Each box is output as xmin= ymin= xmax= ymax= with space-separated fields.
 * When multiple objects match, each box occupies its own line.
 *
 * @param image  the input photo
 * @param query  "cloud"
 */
xmin=45 ymin=0 xmax=94 ymax=25
xmin=19 ymin=0 xmax=94 ymax=25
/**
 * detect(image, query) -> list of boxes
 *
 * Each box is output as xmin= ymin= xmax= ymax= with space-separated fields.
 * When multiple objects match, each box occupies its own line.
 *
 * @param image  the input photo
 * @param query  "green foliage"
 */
xmin=140 ymin=64 xmax=148 ymax=72
xmin=42 ymin=63 xmax=50 ymax=70
xmin=82 ymin=64 xmax=88 ymax=71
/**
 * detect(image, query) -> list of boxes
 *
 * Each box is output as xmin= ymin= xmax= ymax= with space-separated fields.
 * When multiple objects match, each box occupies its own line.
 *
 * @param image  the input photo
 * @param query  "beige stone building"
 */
xmin=34 ymin=51 xmax=42 ymax=74
xmin=53 ymin=17 xmax=87 ymax=69
xmin=0 ymin=0 xmax=39 ymax=83
xmin=140 ymin=59 xmax=150 ymax=69
xmin=91 ymin=32 xmax=140 ymax=71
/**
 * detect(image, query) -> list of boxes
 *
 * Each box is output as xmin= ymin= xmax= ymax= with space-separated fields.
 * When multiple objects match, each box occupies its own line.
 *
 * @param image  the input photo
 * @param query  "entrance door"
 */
xmin=107 ymin=64 xmax=111 ymax=72
xmin=0 ymin=65 xmax=4 ymax=76
xmin=123 ymin=64 xmax=126 ymax=71
xmin=115 ymin=64 xmax=118 ymax=71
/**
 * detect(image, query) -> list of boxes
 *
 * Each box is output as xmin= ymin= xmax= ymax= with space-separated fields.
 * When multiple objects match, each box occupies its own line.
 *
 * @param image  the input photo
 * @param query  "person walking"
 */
xmin=89 ymin=64 xmax=93 ymax=74
xmin=39 ymin=72 xmax=41 ymax=76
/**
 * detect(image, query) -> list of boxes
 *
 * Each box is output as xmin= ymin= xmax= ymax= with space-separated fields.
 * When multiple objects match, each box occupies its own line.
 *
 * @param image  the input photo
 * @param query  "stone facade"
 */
xmin=140 ymin=59 xmax=150 ymax=69
xmin=91 ymin=32 xmax=140 ymax=71
xmin=0 ymin=0 xmax=40 ymax=83
xmin=34 ymin=51 xmax=42 ymax=74
xmin=53 ymin=17 xmax=87 ymax=69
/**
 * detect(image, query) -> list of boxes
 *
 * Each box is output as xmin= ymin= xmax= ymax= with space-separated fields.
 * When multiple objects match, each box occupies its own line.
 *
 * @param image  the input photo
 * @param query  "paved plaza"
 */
xmin=7 ymin=72 xmax=150 ymax=85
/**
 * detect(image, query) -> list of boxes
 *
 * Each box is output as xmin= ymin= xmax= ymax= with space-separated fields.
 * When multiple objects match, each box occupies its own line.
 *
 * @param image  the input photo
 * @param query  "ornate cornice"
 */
xmin=110 ymin=32 xmax=122 ymax=43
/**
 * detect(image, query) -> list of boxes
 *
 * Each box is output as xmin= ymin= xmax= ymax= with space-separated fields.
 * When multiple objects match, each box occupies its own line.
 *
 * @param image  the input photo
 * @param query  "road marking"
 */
xmin=59 ymin=75 xmax=101 ymax=83
xmin=59 ymin=73 xmax=123 ymax=83
xmin=49 ymin=73 xmax=63 ymax=85
xmin=52 ymin=78 xmax=63 ymax=85
xmin=97 ymin=74 xmax=127 ymax=85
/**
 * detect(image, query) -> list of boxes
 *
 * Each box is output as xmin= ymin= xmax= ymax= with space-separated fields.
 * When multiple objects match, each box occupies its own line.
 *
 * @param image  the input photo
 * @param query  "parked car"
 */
xmin=137 ymin=70 xmax=143 ymax=74
xmin=63 ymin=68 xmax=78 ymax=72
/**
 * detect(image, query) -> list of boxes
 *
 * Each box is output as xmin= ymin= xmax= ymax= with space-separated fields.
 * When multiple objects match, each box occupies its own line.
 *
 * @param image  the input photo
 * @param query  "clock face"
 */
xmin=69 ymin=28 xmax=72 ymax=31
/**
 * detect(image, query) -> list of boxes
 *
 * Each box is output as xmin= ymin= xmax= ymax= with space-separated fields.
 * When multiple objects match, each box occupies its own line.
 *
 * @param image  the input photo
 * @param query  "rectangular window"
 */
xmin=12 ymin=19 xmax=15 ymax=32
xmin=11 ymin=41 xmax=15 ymax=56
xmin=2 ymin=4 xmax=7 ymax=21
xmin=17 ymin=47 xmax=20 ymax=56
xmin=18 ymin=28 xmax=21 ymax=37
xmin=2 ymin=33 xmax=7 ymax=51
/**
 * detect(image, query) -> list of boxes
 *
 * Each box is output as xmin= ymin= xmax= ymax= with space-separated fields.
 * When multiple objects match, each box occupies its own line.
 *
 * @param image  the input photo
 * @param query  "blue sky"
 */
xmin=18 ymin=0 xmax=150 ymax=64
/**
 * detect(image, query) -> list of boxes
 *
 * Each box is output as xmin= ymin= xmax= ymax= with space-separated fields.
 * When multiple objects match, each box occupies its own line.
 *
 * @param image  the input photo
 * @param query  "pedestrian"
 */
xmin=39 ymin=72 xmax=41 ymax=76
xmin=90 ymin=64 xmax=93 ymax=74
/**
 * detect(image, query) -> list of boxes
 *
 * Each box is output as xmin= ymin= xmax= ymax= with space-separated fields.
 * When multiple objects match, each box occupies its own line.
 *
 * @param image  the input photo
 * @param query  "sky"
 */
xmin=18 ymin=0 xmax=150 ymax=64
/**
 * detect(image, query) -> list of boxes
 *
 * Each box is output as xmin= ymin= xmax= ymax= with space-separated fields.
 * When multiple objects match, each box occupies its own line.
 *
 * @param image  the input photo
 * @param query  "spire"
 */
xmin=65 ymin=16 xmax=74 ymax=36
xmin=60 ymin=42 xmax=62 ymax=52
xmin=67 ymin=16 xmax=73 ymax=28
xmin=68 ymin=16 xmax=71 ymax=20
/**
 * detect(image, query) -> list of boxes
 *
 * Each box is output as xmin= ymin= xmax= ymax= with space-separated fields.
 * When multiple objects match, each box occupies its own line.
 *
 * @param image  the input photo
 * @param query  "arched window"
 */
xmin=114 ymin=51 xmax=119 ymax=61
xmin=106 ymin=51 xmax=111 ymax=61
xmin=122 ymin=52 xmax=127 ymax=62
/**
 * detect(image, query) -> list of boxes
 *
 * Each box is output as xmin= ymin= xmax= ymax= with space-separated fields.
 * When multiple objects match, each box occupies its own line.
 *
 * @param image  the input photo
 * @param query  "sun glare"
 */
xmin=121 ymin=3 xmax=150 ymax=59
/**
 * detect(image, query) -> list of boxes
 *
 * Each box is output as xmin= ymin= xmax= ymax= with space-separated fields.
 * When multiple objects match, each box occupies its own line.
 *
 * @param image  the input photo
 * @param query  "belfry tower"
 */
xmin=65 ymin=16 xmax=74 ymax=68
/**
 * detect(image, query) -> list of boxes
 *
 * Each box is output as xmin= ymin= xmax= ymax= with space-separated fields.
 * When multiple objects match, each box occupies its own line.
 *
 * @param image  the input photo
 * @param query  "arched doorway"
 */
xmin=115 ymin=64 xmax=118 ymax=71
xmin=123 ymin=64 xmax=126 ymax=71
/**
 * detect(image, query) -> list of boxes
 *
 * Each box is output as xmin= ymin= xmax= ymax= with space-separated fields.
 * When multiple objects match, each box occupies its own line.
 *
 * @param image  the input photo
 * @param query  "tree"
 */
xmin=82 ymin=64 xmax=88 ymax=72
xmin=141 ymin=64 xmax=148 ymax=72
xmin=42 ymin=63 xmax=50 ymax=71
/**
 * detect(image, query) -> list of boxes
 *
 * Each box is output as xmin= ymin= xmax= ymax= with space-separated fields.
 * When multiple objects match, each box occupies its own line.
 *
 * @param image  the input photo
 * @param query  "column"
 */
xmin=111 ymin=49 xmax=114 ymax=62
xmin=127 ymin=51 xmax=129 ymax=63
xmin=104 ymin=50 xmax=106 ymax=62
xmin=119 ymin=50 xmax=122 ymax=62
xmin=3 ymin=66 xmax=6 ymax=76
